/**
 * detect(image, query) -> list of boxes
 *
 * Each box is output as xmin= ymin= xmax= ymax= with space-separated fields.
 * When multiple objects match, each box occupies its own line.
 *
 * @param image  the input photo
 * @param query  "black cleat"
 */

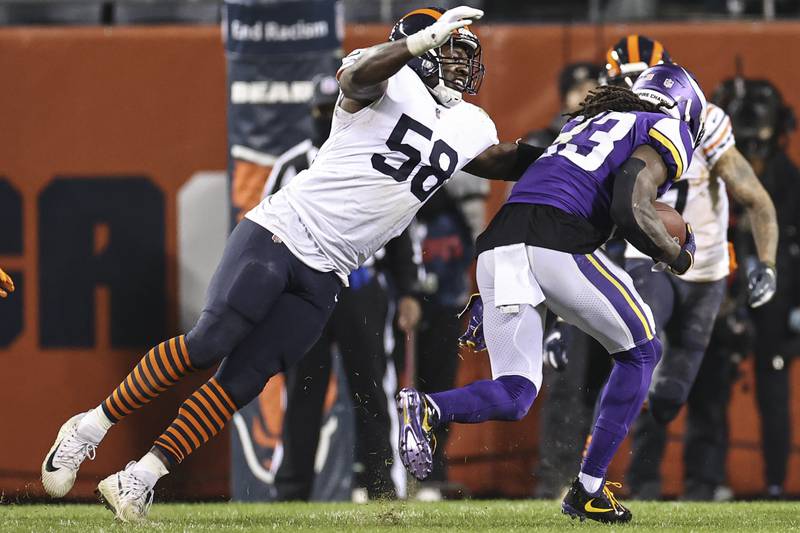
xmin=561 ymin=477 xmax=632 ymax=524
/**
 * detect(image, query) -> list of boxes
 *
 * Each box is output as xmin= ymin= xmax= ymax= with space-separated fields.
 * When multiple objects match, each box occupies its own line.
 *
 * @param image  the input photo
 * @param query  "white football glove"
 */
xmin=405 ymin=6 xmax=484 ymax=57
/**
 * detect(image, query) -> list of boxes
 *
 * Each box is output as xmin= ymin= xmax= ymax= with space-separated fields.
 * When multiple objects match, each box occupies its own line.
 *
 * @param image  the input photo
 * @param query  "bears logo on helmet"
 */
xmin=389 ymin=7 xmax=485 ymax=105
xmin=603 ymin=35 xmax=672 ymax=88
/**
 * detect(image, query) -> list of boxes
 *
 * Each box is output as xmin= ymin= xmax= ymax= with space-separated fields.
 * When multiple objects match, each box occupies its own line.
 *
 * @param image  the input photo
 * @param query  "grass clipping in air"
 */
xmin=1 ymin=501 xmax=799 ymax=532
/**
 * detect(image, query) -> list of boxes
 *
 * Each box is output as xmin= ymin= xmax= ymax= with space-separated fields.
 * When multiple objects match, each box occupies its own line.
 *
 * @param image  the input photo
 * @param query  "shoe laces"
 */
xmin=119 ymin=462 xmax=154 ymax=515
xmin=54 ymin=431 xmax=97 ymax=470
xmin=602 ymin=481 xmax=623 ymax=511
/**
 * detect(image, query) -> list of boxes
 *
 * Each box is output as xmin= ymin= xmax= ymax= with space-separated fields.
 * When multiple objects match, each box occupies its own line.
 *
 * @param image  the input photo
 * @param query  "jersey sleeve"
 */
xmin=645 ymin=117 xmax=694 ymax=181
xmin=700 ymin=103 xmax=736 ymax=167
xmin=336 ymin=48 xmax=366 ymax=78
xmin=478 ymin=107 xmax=500 ymax=146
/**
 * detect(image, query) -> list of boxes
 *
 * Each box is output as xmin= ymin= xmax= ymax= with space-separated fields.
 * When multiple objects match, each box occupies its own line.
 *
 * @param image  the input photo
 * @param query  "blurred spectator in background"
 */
xmin=603 ymin=0 xmax=658 ymax=20
xmin=525 ymin=62 xmax=600 ymax=148
xmin=522 ymin=61 xmax=606 ymax=499
xmin=397 ymin=175 xmax=482 ymax=501
xmin=715 ymin=77 xmax=800 ymax=498
xmin=265 ymin=75 xmax=423 ymax=501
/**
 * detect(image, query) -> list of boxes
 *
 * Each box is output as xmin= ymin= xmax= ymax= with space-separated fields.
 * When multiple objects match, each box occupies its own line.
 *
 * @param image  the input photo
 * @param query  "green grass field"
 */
xmin=1 ymin=501 xmax=799 ymax=532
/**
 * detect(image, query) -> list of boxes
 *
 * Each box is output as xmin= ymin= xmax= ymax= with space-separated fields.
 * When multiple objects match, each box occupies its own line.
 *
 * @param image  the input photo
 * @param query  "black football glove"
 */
xmin=747 ymin=261 xmax=777 ymax=308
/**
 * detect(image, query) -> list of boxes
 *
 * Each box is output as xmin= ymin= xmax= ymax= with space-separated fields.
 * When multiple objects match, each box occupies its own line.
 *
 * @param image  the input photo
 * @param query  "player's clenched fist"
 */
xmin=405 ymin=6 xmax=483 ymax=56
xmin=0 ymin=267 xmax=14 ymax=298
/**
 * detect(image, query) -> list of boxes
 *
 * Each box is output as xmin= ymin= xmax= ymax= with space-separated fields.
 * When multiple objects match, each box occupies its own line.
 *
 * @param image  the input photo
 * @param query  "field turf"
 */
xmin=1 ymin=500 xmax=798 ymax=532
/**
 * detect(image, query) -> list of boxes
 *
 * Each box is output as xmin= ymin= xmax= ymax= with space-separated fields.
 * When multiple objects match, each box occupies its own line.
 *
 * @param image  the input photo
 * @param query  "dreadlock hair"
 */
xmin=567 ymin=85 xmax=662 ymax=119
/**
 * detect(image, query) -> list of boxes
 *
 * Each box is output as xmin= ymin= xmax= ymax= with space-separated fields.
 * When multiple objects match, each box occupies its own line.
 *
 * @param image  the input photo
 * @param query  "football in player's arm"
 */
xmin=0 ymin=267 xmax=13 ymax=298
xmin=610 ymin=144 xmax=695 ymax=274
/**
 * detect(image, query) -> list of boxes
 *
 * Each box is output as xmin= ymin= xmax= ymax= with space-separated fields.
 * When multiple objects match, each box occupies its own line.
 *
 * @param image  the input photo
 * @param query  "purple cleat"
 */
xmin=397 ymin=388 xmax=439 ymax=481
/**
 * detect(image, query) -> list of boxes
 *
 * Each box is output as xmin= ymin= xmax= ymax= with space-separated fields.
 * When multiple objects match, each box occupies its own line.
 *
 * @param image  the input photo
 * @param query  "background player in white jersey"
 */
xmin=40 ymin=6 xmax=549 ymax=520
xmin=602 ymin=35 xmax=779 ymax=499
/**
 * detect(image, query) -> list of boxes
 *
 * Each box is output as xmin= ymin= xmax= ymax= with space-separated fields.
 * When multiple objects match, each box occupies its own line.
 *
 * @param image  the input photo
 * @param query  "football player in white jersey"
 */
xmin=40 ymin=6 xmax=545 ymax=520
xmin=602 ymin=35 xmax=779 ymax=499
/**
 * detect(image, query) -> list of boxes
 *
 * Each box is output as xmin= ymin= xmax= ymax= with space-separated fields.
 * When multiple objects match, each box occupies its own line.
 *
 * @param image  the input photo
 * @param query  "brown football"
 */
xmin=654 ymin=201 xmax=686 ymax=246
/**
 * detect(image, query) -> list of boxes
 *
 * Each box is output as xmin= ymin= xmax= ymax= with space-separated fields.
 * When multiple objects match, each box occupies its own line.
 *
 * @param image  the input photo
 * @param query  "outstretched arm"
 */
xmin=713 ymin=146 xmax=778 ymax=307
xmin=611 ymin=145 xmax=692 ymax=273
xmin=714 ymin=147 xmax=778 ymax=265
xmin=337 ymin=42 xmax=414 ymax=109
xmin=462 ymin=142 xmax=545 ymax=181
xmin=338 ymin=6 xmax=483 ymax=112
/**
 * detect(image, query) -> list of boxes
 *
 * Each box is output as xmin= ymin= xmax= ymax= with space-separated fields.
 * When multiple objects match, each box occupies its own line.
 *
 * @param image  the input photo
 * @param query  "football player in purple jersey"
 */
xmin=398 ymin=63 xmax=706 ymax=524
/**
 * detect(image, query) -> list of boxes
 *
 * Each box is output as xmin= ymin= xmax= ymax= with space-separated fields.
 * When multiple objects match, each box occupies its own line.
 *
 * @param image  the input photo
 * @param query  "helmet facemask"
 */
xmin=435 ymin=32 xmax=485 ymax=95
xmin=421 ymin=31 xmax=485 ymax=107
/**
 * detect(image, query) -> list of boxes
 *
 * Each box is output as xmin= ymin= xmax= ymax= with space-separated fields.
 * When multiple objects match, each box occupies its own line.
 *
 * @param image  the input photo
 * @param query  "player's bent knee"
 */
xmin=214 ymin=356 xmax=282 ymax=408
xmin=649 ymin=397 xmax=683 ymax=424
xmin=496 ymin=375 xmax=538 ymax=421
xmin=614 ymin=336 xmax=662 ymax=368
xmin=649 ymin=335 xmax=663 ymax=366
xmin=185 ymin=316 xmax=240 ymax=370
xmin=649 ymin=379 xmax=687 ymax=424
xmin=642 ymin=336 xmax=662 ymax=366
xmin=507 ymin=399 xmax=532 ymax=421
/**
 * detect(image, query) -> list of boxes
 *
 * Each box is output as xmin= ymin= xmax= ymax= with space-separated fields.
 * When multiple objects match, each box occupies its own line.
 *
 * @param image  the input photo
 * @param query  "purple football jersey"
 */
xmin=508 ymin=110 xmax=694 ymax=234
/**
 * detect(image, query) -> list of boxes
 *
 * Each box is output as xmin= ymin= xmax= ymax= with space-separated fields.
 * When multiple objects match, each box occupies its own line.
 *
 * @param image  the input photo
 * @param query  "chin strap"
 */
xmin=428 ymin=83 xmax=462 ymax=107
xmin=424 ymin=48 xmax=462 ymax=108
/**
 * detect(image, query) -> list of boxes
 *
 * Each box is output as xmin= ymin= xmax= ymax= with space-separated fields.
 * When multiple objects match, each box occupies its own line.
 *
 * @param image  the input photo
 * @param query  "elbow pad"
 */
xmin=610 ymin=158 xmax=669 ymax=261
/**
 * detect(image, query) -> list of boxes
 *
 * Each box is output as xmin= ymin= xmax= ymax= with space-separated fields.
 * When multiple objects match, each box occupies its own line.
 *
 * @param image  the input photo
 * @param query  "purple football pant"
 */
xmin=429 ymin=375 xmax=538 ymax=424
xmin=581 ymin=336 xmax=662 ymax=478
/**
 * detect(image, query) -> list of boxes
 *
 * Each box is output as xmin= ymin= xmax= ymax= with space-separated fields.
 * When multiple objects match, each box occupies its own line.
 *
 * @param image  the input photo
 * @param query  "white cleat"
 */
xmin=96 ymin=462 xmax=154 ymax=522
xmin=41 ymin=412 xmax=97 ymax=498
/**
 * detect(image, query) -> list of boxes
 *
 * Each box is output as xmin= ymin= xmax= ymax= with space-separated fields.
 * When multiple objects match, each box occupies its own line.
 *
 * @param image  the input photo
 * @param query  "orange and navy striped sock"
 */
xmin=101 ymin=335 xmax=195 ymax=424
xmin=153 ymin=377 xmax=238 ymax=464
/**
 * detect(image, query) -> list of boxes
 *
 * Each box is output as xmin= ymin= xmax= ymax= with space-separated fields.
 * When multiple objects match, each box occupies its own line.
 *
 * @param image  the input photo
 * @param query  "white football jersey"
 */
xmin=626 ymin=103 xmax=735 ymax=282
xmin=247 ymin=56 xmax=499 ymax=284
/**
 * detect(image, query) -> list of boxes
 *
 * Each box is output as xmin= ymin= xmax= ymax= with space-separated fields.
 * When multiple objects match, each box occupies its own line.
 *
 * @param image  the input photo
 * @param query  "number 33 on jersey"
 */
xmin=509 ymin=109 xmax=694 ymax=235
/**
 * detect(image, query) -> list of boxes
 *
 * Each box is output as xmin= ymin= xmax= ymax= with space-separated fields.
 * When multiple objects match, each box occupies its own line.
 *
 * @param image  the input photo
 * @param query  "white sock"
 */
xmin=76 ymin=406 xmax=114 ymax=444
xmin=131 ymin=452 xmax=169 ymax=489
xmin=579 ymin=472 xmax=604 ymax=494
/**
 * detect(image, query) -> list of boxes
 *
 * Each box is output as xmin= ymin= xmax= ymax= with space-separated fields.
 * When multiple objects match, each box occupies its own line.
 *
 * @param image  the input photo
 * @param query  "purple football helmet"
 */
xmin=632 ymin=63 xmax=707 ymax=147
